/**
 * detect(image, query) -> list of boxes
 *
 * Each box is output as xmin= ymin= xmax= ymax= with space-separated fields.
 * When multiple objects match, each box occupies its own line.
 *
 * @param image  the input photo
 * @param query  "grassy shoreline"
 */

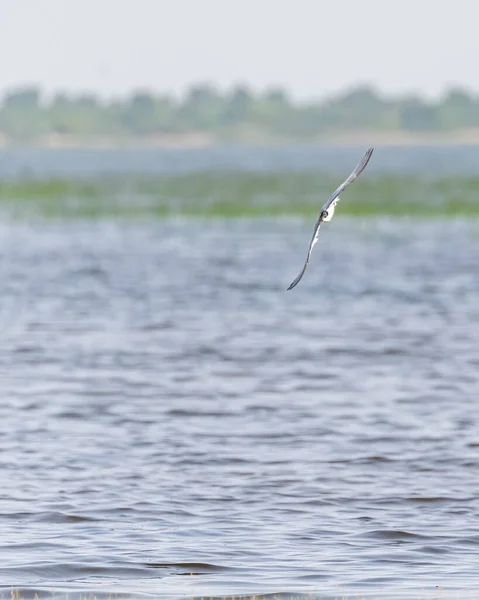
xmin=1 ymin=173 xmax=479 ymax=219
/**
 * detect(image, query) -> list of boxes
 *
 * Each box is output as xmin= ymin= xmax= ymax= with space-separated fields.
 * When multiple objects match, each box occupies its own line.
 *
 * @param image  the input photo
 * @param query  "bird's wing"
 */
xmin=320 ymin=147 xmax=374 ymax=213
xmin=287 ymin=216 xmax=323 ymax=290
xmin=286 ymin=147 xmax=374 ymax=291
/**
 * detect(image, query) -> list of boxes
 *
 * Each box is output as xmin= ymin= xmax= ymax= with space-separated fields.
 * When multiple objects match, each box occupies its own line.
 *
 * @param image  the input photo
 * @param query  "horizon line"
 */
xmin=0 ymin=81 xmax=478 ymax=104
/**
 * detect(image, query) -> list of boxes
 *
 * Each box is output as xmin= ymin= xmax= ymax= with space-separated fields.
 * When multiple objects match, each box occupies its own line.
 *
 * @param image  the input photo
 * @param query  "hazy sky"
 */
xmin=0 ymin=0 xmax=478 ymax=101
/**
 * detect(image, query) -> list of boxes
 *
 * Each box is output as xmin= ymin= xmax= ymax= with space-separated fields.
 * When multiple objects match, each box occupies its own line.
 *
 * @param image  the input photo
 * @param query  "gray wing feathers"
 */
xmin=286 ymin=219 xmax=322 ymax=290
xmin=322 ymin=147 xmax=374 ymax=212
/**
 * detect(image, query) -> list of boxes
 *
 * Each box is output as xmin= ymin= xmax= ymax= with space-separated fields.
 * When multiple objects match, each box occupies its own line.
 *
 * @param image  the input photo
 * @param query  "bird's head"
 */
xmin=320 ymin=209 xmax=329 ymax=222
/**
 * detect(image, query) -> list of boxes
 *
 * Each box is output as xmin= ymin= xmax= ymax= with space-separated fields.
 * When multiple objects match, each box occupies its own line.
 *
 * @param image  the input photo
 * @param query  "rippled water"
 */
xmin=0 ymin=217 xmax=479 ymax=599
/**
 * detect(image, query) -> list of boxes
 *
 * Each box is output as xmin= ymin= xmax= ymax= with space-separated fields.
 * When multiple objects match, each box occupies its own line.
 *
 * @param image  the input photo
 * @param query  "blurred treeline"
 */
xmin=1 ymin=83 xmax=479 ymax=143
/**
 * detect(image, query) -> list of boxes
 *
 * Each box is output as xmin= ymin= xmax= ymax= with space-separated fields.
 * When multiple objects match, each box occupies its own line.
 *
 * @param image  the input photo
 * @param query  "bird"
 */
xmin=287 ymin=147 xmax=374 ymax=291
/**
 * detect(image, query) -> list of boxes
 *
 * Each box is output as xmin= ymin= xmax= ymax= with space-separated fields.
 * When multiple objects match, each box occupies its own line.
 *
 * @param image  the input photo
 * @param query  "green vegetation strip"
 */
xmin=1 ymin=173 xmax=479 ymax=219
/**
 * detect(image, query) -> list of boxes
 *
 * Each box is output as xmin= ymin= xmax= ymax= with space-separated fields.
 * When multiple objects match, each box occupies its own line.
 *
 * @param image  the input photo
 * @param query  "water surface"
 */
xmin=0 ymin=217 xmax=479 ymax=599
xmin=2 ymin=144 xmax=479 ymax=179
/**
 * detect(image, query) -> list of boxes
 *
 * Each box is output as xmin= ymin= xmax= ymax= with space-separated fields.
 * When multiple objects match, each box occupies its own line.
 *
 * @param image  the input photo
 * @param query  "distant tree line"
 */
xmin=1 ymin=83 xmax=479 ymax=143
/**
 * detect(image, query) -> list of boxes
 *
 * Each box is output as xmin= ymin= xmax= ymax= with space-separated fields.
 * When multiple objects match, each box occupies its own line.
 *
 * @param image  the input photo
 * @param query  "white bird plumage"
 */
xmin=287 ymin=147 xmax=374 ymax=291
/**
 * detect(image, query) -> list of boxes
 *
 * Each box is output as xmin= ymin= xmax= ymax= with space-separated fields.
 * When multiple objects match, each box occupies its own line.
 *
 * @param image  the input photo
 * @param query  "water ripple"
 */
xmin=1 ymin=218 xmax=479 ymax=599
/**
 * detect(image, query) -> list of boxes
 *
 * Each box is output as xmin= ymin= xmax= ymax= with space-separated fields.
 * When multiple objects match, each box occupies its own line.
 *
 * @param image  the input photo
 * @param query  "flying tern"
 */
xmin=287 ymin=147 xmax=374 ymax=291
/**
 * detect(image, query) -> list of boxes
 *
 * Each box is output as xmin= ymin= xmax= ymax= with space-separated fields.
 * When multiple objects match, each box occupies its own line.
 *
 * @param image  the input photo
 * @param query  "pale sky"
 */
xmin=0 ymin=0 xmax=478 ymax=101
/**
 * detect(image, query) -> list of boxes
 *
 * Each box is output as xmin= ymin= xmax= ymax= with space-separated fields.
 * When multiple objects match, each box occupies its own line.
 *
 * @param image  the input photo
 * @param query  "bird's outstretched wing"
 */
xmin=287 ymin=147 xmax=374 ymax=291
xmin=320 ymin=147 xmax=374 ymax=214
xmin=286 ymin=217 xmax=324 ymax=291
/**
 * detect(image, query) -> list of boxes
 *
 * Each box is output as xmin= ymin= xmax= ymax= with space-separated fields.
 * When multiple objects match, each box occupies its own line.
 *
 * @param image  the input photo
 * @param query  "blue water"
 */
xmin=1 ymin=143 xmax=479 ymax=179
xmin=0 ymin=146 xmax=479 ymax=599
